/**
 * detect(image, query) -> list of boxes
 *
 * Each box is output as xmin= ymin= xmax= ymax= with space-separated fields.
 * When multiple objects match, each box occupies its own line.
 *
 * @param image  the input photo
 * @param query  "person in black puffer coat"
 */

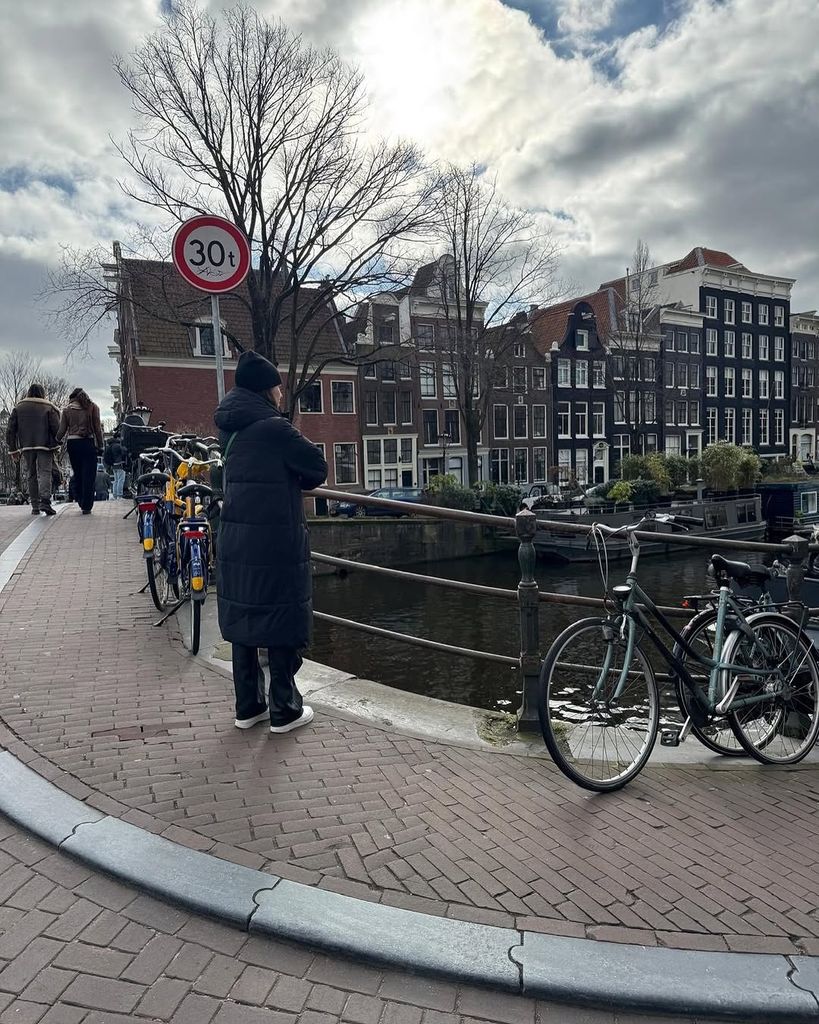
xmin=214 ymin=350 xmax=328 ymax=734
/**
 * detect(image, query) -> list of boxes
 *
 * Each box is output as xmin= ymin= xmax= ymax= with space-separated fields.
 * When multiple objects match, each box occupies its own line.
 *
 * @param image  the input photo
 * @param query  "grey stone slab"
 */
xmin=791 ymin=957 xmax=819 ymax=1003
xmin=0 ymin=752 xmax=103 ymax=844
xmin=61 ymin=816 xmax=278 ymax=926
xmin=252 ymin=880 xmax=520 ymax=990
xmin=515 ymin=934 xmax=818 ymax=1021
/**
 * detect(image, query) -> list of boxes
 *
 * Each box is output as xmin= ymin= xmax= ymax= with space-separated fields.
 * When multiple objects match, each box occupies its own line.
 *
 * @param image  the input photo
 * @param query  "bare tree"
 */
xmin=0 ymin=351 xmax=46 ymax=491
xmin=432 ymin=164 xmax=562 ymax=485
xmin=605 ymin=240 xmax=662 ymax=456
xmin=47 ymin=2 xmax=438 ymax=418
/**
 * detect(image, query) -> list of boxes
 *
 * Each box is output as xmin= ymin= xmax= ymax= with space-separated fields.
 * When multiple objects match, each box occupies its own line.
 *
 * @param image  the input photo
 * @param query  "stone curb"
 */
xmin=1 ymin=752 xmax=818 ymax=1020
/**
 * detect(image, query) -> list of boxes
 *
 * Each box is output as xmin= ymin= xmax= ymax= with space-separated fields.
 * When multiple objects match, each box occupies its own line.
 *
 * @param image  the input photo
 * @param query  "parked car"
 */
xmin=329 ymin=487 xmax=425 ymax=518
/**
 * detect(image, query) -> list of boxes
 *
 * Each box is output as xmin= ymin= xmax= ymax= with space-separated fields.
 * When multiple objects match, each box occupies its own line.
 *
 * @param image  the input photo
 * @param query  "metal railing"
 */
xmin=308 ymin=486 xmax=818 ymax=732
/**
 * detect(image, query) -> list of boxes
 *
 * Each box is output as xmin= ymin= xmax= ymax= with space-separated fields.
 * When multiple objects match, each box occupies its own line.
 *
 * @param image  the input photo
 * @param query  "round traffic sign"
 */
xmin=172 ymin=215 xmax=251 ymax=293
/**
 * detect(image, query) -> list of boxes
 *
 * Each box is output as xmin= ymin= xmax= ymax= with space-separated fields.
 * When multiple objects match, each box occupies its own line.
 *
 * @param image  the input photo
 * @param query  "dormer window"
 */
xmin=576 ymin=329 xmax=589 ymax=351
xmin=194 ymin=320 xmax=230 ymax=358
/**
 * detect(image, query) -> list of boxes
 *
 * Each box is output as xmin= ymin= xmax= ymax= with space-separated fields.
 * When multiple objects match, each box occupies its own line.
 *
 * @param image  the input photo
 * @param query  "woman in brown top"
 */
xmin=57 ymin=388 xmax=104 ymax=514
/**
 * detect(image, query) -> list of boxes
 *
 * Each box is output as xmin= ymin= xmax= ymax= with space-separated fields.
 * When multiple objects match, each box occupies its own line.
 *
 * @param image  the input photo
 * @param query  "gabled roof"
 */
xmin=665 ymin=247 xmax=745 ymax=274
xmin=528 ymin=288 xmax=618 ymax=355
xmin=120 ymin=258 xmax=345 ymax=363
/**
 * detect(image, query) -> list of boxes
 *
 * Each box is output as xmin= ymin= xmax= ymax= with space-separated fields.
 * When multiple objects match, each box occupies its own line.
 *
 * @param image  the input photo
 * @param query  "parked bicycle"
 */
xmin=538 ymin=513 xmax=819 ymax=791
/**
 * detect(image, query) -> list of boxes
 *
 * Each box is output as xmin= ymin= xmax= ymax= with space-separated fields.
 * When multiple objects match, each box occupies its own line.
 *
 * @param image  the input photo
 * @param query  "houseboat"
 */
xmin=758 ymin=480 xmax=819 ymax=540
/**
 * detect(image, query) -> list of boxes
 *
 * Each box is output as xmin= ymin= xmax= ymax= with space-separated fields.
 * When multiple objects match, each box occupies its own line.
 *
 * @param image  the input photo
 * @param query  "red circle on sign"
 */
xmin=172 ymin=215 xmax=251 ymax=293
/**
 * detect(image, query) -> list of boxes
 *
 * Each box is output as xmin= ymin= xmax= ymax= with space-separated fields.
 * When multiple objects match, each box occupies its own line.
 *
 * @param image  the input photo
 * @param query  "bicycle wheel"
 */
xmin=724 ymin=613 xmax=819 ymax=764
xmin=673 ymin=609 xmax=746 ymax=757
xmin=146 ymin=555 xmax=171 ymax=611
xmin=539 ymin=617 xmax=660 ymax=792
xmin=188 ymin=596 xmax=201 ymax=654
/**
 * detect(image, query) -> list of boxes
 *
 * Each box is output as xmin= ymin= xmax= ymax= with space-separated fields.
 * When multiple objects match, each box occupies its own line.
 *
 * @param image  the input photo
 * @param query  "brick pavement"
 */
xmin=0 ymin=505 xmax=818 ymax=954
xmin=0 ymin=816 xmax=709 ymax=1024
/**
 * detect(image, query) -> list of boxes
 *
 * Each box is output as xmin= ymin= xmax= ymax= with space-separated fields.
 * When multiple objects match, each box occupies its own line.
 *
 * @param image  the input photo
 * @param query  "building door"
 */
xmin=401 ymin=469 xmax=413 ymax=487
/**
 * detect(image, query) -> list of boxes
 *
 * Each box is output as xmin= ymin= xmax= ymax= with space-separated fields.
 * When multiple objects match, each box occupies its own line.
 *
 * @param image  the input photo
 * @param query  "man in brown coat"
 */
xmin=6 ymin=384 xmax=60 ymax=516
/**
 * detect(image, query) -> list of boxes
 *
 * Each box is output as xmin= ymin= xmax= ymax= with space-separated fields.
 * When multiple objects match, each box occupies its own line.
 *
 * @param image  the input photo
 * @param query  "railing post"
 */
xmin=515 ymin=508 xmax=541 ymax=733
xmin=784 ymin=533 xmax=809 ymax=603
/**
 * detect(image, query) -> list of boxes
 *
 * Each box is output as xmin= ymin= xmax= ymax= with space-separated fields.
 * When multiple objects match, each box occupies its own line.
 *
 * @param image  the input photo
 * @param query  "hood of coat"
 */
xmin=214 ymin=386 xmax=281 ymax=433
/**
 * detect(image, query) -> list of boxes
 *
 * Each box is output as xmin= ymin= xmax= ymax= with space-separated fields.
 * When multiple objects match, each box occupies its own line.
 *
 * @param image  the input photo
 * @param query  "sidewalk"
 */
xmin=1 ymin=503 xmax=819 ymax=1018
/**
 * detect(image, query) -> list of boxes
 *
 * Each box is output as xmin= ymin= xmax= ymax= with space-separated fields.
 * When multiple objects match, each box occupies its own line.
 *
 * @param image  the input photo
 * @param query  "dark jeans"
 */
xmin=22 ymin=450 xmax=54 ymax=511
xmin=232 ymin=644 xmax=304 ymax=726
xmin=66 ymin=438 xmax=97 ymax=512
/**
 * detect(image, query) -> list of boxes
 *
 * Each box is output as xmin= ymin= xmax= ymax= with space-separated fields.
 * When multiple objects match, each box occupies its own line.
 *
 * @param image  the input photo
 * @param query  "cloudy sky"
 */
xmin=1 ymin=0 xmax=818 ymax=416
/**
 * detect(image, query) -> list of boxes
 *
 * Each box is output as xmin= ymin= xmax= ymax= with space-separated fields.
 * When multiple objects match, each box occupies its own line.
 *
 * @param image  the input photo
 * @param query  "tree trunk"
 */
xmin=465 ymin=413 xmax=480 ymax=487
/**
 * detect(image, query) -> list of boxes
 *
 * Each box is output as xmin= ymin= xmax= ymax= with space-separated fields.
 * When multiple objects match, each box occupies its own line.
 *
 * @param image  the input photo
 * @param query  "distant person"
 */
xmin=214 ymin=350 xmax=327 ymax=734
xmin=103 ymin=431 xmax=126 ymax=499
xmin=5 ymin=383 xmax=60 ymax=516
xmin=57 ymin=388 xmax=104 ymax=514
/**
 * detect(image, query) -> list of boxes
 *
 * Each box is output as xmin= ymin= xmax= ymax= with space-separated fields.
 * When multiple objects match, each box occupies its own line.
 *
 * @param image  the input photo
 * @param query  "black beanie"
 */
xmin=234 ymin=350 xmax=282 ymax=391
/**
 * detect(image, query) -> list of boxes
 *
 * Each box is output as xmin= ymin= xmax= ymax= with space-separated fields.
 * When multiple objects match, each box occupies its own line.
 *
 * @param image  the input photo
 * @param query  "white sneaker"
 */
xmin=234 ymin=710 xmax=269 ymax=730
xmin=269 ymin=706 xmax=314 ymax=734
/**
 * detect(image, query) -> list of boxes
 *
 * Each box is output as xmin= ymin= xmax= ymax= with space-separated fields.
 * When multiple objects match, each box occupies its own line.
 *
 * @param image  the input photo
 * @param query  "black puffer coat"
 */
xmin=214 ymin=387 xmax=327 ymax=649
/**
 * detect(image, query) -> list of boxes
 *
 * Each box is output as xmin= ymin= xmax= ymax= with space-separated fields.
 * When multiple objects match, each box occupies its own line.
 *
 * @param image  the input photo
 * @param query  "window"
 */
xmin=364 ymin=362 xmax=378 ymax=381
xmin=381 ymin=361 xmax=396 ymax=382
xmin=575 ymin=361 xmax=588 ymax=388
xmin=690 ymin=401 xmax=700 ymax=426
xmin=664 ymin=330 xmax=675 ymax=352
xmin=724 ymin=408 xmax=735 ymax=443
xmin=724 ymin=298 xmax=735 ymax=325
xmin=513 ymin=366 xmax=527 ymax=393
xmin=575 ymin=449 xmax=589 ymax=484
xmin=492 ymin=365 xmax=509 ymax=389
xmin=759 ymin=369 xmax=769 ymax=399
xmin=574 ymin=401 xmax=588 ymax=436
xmin=613 ymin=434 xmax=630 ymax=468
xmin=444 ymin=409 xmax=460 ymax=444
xmin=592 ymin=402 xmax=605 ymax=436
xmin=365 ymin=391 xmax=378 ymax=425
xmin=513 ymin=405 xmax=528 ymax=439
xmin=705 ymin=296 xmax=717 ymax=318
xmin=759 ymin=335 xmax=769 ymax=360
xmin=742 ymin=408 xmax=753 ymax=446
xmin=665 ymin=399 xmax=675 ymax=425
xmin=367 ymin=469 xmax=382 ymax=489
xmin=645 ymin=392 xmax=656 ymax=422
xmin=382 ymin=391 xmax=397 ymax=424
xmin=557 ymin=401 xmax=570 ymax=437
xmin=775 ymin=409 xmax=784 ymax=445
xmin=802 ymin=492 xmax=818 ymax=515
xmin=514 ymin=448 xmax=528 ymax=483
xmin=490 ymin=448 xmax=509 ymax=484
xmin=759 ymin=409 xmax=769 ymax=445
xmin=384 ymin=468 xmax=398 ymax=487
xmin=665 ymin=362 xmax=675 ymax=388
xmin=774 ymin=336 xmax=785 ymax=361
xmin=706 ymin=329 xmax=718 ymax=356
xmin=533 ymin=366 xmax=546 ymax=389
xmin=417 ymin=324 xmax=435 ymax=350
xmin=614 ymin=391 xmax=626 ymax=423
xmin=420 ymin=362 xmax=436 ymax=398
xmin=724 ymin=331 xmax=735 ymax=357
xmin=759 ymin=305 xmax=769 ymax=326
xmin=557 ymin=449 xmax=571 ymax=482
xmin=642 ymin=357 xmax=656 ymax=381
xmin=677 ymin=400 xmax=688 ymax=425
xmin=400 ymin=392 xmax=413 ymax=424
xmin=666 ymin=435 xmax=682 ymax=456
xmin=706 ymin=366 xmax=717 ymax=397
xmin=367 ymin=439 xmax=381 ymax=465
xmin=707 ymin=407 xmax=717 ymax=445
xmin=690 ymin=332 xmax=700 ymax=354
xmin=299 ymin=381 xmax=323 ymax=413
xmin=194 ymin=322 xmax=229 ymax=358
xmin=442 ymin=364 xmax=456 ymax=398
xmin=378 ymin=323 xmax=394 ymax=345
xmin=678 ymin=363 xmax=689 ymax=388
xmin=557 ymin=360 xmax=571 ymax=387
xmin=774 ymin=370 xmax=785 ymax=399
xmin=741 ymin=333 xmax=753 ymax=359
xmin=514 ymin=341 xmax=526 ymax=358
xmin=612 ymin=356 xmax=624 ymax=379
xmin=423 ymin=409 xmax=438 ymax=445
xmin=593 ymin=361 xmax=606 ymax=388
xmin=677 ymin=333 xmax=688 ymax=354
xmin=334 ymin=443 xmax=357 ymax=484
xmin=399 ymin=360 xmax=412 ymax=379
xmin=533 ymin=447 xmax=547 ymax=482
xmin=691 ymin=364 xmax=700 ymax=389
xmin=532 ymin=405 xmax=546 ymax=438
xmin=383 ymin=438 xmax=398 ymax=465
xmin=774 ymin=306 xmax=785 ymax=327
xmin=724 ymin=367 xmax=735 ymax=398
xmin=576 ymin=329 xmax=589 ymax=351
xmin=741 ymin=301 xmax=752 ymax=324
xmin=493 ymin=405 xmax=509 ymax=439
xmin=331 ymin=381 xmax=354 ymax=413
xmin=742 ymin=368 xmax=753 ymax=398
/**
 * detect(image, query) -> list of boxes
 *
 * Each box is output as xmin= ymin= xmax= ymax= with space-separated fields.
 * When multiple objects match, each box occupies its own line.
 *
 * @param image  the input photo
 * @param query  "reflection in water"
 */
xmin=310 ymin=548 xmax=724 ymax=711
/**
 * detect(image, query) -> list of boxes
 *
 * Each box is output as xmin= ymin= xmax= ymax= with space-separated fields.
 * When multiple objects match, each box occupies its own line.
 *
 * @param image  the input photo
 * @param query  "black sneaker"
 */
xmin=41 ymin=505 xmax=57 ymax=516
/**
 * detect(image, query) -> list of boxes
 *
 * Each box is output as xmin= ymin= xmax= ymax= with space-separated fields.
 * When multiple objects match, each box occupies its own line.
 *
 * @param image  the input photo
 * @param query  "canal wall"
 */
xmin=309 ymin=517 xmax=510 ymax=573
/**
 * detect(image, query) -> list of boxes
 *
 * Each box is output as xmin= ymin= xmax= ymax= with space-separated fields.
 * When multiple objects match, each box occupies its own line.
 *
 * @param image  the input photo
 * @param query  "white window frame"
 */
xmin=759 ymin=335 xmax=769 ymax=360
xmin=193 ymin=319 xmax=230 ymax=358
xmin=299 ymin=380 xmax=323 ymax=414
xmin=512 ymin=404 xmax=528 ymax=440
xmin=420 ymin=362 xmax=437 ymax=398
xmin=724 ymin=367 xmax=735 ymax=398
xmin=706 ymin=328 xmax=718 ymax=356
xmin=513 ymin=447 xmax=528 ymax=484
xmin=724 ymin=298 xmax=735 ymax=325
xmin=724 ymin=331 xmax=735 ymax=358
xmin=364 ymin=391 xmax=378 ymax=426
xmin=533 ymin=447 xmax=547 ymax=482
xmin=557 ymin=360 xmax=571 ymax=388
xmin=705 ymin=296 xmax=717 ymax=318
xmin=759 ymin=369 xmax=769 ymax=399
xmin=775 ymin=409 xmax=785 ymax=445
xmin=575 ymin=361 xmax=589 ymax=388
xmin=493 ymin=404 xmax=509 ymax=440
xmin=416 ymin=324 xmax=435 ymax=350
xmin=532 ymin=405 xmax=547 ymax=439
xmin=774 ymin=370 xmax=785 ymax=399
xmin=576 ymin=329 xmax=589 ymax=351
xmin=707 ymin=407 xmax=718 ymax=445
xmin=741 ymin=301 xmax=753 ymax=324
xmin=593 ymin=361 xmax=606 ymax=388
xmin=741 ymin=333 xmax=753 ymax=359
xmin=742 ymin=368 xmax=753 ymax=399
xmin=759 ymin=305 xmax=769 ymax=326
xmin=774 ymin=306 xmax=785 ymax=327
xmin=592 ymin=401 xmax=605 ymax=437
xmin=774 ymin=336 xmax=785 ymax=361
xmin=706 ymin=366 xmax=717 ymax=397
xmin=742 ymin=408 xmax=753 ymax=446
xmin=557 ymin=401 xmax=571 ymax=438
xmin=532 ymin=366 xmax=547 ymax=390
xmin=333 ymin=443 xmax=358 ymax=485
xmin=724 ymin=408 xmax=735 ymax=444
xmin=759 ymin=409 xmax=769 ymax=445
xmin=330 ymin=380 xmax=355 ymax=414
xmin=574 ymin=401 xmax=588 ymax=437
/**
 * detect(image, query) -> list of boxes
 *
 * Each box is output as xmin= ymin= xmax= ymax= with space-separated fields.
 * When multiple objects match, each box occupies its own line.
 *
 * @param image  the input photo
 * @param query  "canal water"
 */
xmin=310 ymin=547 xmax=729 ymax=712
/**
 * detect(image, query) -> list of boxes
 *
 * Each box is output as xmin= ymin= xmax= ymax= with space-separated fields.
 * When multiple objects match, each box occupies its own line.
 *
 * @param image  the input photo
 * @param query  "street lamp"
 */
xmin=131 ymin=403 xmax=152 ymax=426
xmin=438 ymin=432 xmax=452 ymax=476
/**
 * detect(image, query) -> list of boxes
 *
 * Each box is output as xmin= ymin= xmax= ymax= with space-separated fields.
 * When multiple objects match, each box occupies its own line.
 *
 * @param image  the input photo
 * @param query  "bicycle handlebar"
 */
xmin=591 ymin=512 xmax=705 ymax=538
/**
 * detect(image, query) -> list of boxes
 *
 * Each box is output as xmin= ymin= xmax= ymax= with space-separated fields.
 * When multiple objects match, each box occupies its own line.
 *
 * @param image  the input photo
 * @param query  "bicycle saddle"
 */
xmin=177 ymin=482 xmax=214 ymax=499
xmin=137 ymin=471 xmax=170 ymax=486
xmin=710 ymin=554 xmax=772 ymax=586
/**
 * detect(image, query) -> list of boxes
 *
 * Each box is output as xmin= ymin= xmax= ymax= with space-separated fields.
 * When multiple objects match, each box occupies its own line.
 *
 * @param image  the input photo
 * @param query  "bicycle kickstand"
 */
xmin=123 ymin=505 xmax=136 ymax=520
xmin=153 ymin=598 xmax=185 ymax=628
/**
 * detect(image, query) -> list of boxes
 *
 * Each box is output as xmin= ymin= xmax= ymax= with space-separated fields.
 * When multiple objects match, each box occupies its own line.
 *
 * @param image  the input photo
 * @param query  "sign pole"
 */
xmin=211 ymin=293 xmax=226 ymax=402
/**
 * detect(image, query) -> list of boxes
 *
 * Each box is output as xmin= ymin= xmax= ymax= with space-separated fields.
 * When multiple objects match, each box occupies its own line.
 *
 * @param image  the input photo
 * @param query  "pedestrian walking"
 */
xmin=57 ymin=388 xmax=104 ymax=515
xmin=214 ymin=350 xmax=327 ymax=734
xmin=103 ymin=431 xmax=126 ymax=499
xmin=5 ymin=383 xmax=60 ymax=516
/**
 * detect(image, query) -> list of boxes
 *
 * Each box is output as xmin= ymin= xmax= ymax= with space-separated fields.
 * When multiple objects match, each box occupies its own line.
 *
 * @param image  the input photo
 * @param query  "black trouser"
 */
xmin=66 ymin=438 xmax=97 ymax=512
xmin=232 ymin=644 xmax=304 ymax=726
